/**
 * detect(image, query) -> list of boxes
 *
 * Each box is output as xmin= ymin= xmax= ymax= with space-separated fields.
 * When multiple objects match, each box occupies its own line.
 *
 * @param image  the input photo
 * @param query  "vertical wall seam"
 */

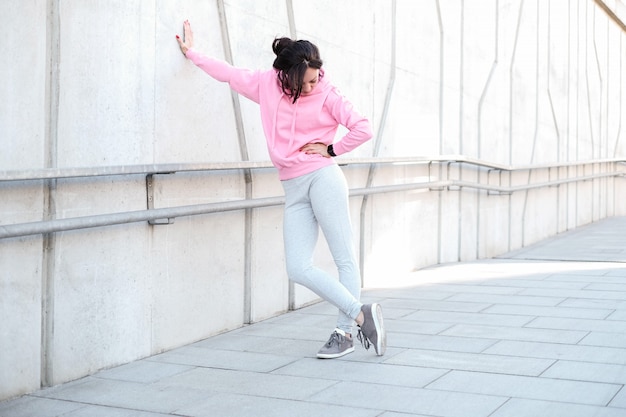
xmin=576 ymin=0 xmax=580 ymax=225
xmin=520 ymin=0 xmax=541 ymax=247
xmin=604 ymin=16 xmax=610 ymax=216
xmin=476 ymin=0 xmax=499 ymax=259
xmin=358 ymin=0 xmax=396 ymax=284
xmin=547 ymin=0 xmax=562 ymax=233
xmin=286 ymin=0 xmax=296 ymax=38
xmin=508 ymin=0 xmax=525 ymax=251
xmin=457 ymin=0 xmax=464 ymax=262
xmin=285 ymin=0 xmax=296 ymax=310
xmin=41 ymin=0 xmax=61 ymax=388
xmin=436 ymin=0 xmax=444 ymax=264
xmin=585 ymin=1 xmax=597 ymax=219
xmin=566 ymin=1 xmax=571 ymax=229
xmin=591 ymin=3 xmax=604 ymax=219
xmin=509 ymin=0 xmax=525 ymax=165
xmin=477 ymin=3 xmax=499 ymax=160
xmin=612 ymin=34 xmax=623 ymax=157
xmin=594 ymin=0 xmax=626 ymax=213
xmin=153 ymin=0 xmax=158 ymax=164
xmin=216 ymin=0 xmax=254 ymax=324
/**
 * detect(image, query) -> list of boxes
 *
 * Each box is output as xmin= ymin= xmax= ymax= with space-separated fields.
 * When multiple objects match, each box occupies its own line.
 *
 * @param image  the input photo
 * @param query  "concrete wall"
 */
xmin=1 ymin=0 xmax=625 ymax=401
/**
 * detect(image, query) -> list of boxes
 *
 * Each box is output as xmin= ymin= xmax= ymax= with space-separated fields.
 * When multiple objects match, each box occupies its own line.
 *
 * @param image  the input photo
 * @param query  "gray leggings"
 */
xmin=281 ymin=164 xmax=362 ymax=334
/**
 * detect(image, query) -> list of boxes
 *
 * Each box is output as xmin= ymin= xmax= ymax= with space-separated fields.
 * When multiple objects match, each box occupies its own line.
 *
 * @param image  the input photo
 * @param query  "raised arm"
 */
xmin=174 ymin=20 xmax=262 ymax=103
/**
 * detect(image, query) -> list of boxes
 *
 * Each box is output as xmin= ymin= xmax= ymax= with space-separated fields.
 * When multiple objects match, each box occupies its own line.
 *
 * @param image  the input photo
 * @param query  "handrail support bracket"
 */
xmin=146 ymin=174 xmax=175 ymax=225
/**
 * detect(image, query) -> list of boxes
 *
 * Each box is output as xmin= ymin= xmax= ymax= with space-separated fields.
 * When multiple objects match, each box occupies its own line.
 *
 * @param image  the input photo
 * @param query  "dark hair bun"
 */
xmin=272 ymin=37 xmax=295 ymax=56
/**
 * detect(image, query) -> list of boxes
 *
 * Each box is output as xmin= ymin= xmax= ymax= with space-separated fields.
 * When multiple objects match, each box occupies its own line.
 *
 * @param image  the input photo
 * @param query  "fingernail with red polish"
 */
xmin=176 ymin=35 xmax=180 ymax=39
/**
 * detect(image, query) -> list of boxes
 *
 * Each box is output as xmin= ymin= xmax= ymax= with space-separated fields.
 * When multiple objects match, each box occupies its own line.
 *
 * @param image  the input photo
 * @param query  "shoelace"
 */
xmin=356 ymin=327 xmax=371 ymax=350
xmin=326 ymin=331 xmax=343 ymax=347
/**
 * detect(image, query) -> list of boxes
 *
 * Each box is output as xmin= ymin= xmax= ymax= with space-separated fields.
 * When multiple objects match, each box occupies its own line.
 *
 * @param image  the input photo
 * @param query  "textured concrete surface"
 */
xmin=1 ymin=217 xmax=624 ymax=416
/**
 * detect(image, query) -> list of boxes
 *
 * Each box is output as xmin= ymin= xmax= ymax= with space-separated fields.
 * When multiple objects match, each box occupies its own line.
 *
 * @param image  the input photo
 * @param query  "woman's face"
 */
xmin=300 ymin=67 xmax=320 ymax=95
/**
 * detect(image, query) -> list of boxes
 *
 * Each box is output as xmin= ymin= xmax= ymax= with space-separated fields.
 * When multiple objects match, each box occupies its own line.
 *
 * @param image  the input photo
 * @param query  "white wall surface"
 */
xmin=1 ymin=0 xmax=625 ymax=401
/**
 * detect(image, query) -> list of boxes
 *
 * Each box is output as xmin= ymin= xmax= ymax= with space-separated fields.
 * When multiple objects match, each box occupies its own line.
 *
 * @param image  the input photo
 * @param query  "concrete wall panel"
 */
xmin=0 ymin=1 xmax=47 ymax=170
xmin=50 ymin=224 xmax=152 ymax=384
xmin=149 ymin=212 xmax=246 ymax=350
xmin=56 ymin=1 xmax=156 ymax=167
xmin=0 ymin=238 xmax=43 ymax=399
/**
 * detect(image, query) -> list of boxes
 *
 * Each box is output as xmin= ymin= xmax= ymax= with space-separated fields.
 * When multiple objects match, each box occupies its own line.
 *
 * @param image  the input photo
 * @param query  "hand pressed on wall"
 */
xmin=175 ymin=20 xmax=194 ymax=56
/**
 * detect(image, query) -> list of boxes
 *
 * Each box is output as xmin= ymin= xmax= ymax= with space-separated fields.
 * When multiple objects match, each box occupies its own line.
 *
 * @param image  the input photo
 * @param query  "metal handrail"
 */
xmin=1 ymin=155 xmax=624 ymax=182
xmin=1 ymin=169 xmax=623 ymax=239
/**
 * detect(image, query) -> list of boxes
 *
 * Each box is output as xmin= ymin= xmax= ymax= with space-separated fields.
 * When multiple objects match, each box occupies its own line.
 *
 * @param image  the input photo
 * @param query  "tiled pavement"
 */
xmin=2 ymin=217 xmax=626 ymax=417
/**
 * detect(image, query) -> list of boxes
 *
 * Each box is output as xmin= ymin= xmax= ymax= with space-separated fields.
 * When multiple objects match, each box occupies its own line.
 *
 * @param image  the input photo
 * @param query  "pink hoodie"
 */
xmin=186 ymin=48 xmax=373 ymax=180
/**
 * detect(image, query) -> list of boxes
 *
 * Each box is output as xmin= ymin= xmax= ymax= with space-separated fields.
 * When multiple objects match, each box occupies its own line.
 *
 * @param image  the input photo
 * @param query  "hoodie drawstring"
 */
xmin=271 ymin=93 xmax=299 ymax=153
xmin=288 ymin=100 xmax=298 ymax=150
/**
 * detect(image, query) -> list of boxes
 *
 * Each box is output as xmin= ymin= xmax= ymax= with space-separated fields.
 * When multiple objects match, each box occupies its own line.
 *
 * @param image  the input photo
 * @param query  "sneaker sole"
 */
xmin=370 ymin=303 xmax=386 ymax=356
xmin=316 ymin=346 xmax=355 ymax=359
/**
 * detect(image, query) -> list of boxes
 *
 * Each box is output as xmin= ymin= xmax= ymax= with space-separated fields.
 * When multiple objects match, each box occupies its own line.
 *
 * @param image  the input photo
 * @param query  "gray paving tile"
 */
xmin=542 ymin=360 xmax=626 ymax=384
xmin=0 ymin=396 xmax=85 ymax=417
xmin=426 ymin=370 xmax=621 ymax=405
xmin=586 ymin=283 xmax=626 ymax=292
xmin=150 ymin=346 xmax=295 ymax=372
xmin=415 ymin=283 xmax=524 ymax=295
xmin=309 ymin=381 xmax=507 ymax=417
xmin=385 ymin=348 xmax=554 ymax=376
xmin=34 ymin=377 xmax=212 ymax=414
xmin=485 ymin=340 xmax=626 ymax=365
xmin=339 ymin=344 xmax=406 ymax=363
xmin=609 ymin=387 xmax=626 ymax=408
xmin=475 ymin=278 xmax=588 ymax=289
xmin=520 ymin=287 xmax=626 ymax=300
xmin=606 ymin=268 xmax=626 ymax=277
xmin=579 ymin=332 xmax=626 ymax=348
xmin=404 ymin=310 xmax=533 ymax=327
xmin=154 ymin=367 xmax=336 ymax=401
xmin=174 ymin=392 xmax=380 ymax=417
xmin=272 ymin=357 xmax=446 ymax=388
xmin=385 ymin=318 xmax=454 ymax=335
xmin=392 ymin=332 xmax=496 ymax=353
xmin=60 ymin=405 xmax=173 ymax=417
xmin=192 ymin=332 xmax=323 ymax=356
xmin=482 ymin=304 xmax=613 ymax=319
xmin=545 ymin=273 xmax=626 ymax=284
xmin=445 ymin=293 xmax=565 ymax=306
xmin=383 ymin=297 xmax=492 ymax=313
xmin=227 ymin=321 xmax=327 ymax=341
xmin=371 ymin=288 xmax=459 ymax=301
xmin=440 ymin=324 xmax=587 ymax=344
xmin=607 ymin=309 xmax=626 ymax=321
xmin=491 ymin=398 xmax=626 ymax=417
xmin=525 ymin=316 xmax=626 ymax=333
xmin=95 ymin=359 xmax=193 ymax=383
xmin=559 ymin=298 xmax=626 ymax=310
xmin=148 ymin=345 xmax=299 ymax=372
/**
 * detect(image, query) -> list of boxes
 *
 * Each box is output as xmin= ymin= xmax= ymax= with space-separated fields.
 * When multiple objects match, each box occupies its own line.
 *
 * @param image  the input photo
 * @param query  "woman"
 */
xmin=176 ymin=20 xmax=385 ymax=358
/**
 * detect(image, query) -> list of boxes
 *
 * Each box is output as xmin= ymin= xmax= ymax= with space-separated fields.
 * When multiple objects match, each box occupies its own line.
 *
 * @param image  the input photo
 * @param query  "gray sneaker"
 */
xmin=317 ymin=328 xmax=355 ymax=359
xmin=357 ymin=303 xmax=386 ymax=356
